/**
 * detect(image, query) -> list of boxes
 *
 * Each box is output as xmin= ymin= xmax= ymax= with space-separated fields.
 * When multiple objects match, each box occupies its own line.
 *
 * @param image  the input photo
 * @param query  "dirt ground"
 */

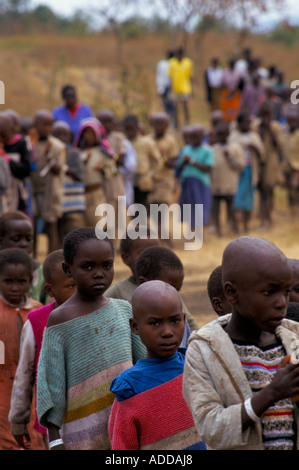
xmin=36 ymin=186 xmax=299 ymax=330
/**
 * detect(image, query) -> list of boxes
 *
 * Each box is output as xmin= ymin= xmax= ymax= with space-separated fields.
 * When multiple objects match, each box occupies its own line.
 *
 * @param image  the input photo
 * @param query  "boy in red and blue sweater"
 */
xmin=108 ymin=280 xmax=206 ymax=451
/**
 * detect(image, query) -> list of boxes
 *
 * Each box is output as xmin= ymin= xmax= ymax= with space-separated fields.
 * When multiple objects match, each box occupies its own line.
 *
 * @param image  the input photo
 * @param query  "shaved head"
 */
xmin=222 ymin=236 xmax=290 ymax=286
xmin=132 ymin=280 xmax=182 ymax=319
xmin=34 ymin=109 xmax=53 ymax=124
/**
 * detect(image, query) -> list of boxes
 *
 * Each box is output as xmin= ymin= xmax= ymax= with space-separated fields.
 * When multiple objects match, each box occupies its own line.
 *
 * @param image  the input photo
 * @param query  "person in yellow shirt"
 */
xmin=169 ymin=48 xmax=194 ymax=127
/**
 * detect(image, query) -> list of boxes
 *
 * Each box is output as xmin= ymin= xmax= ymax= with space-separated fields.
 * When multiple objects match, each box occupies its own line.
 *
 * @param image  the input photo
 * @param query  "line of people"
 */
xmin=1 ymin=85 xmax=299 ymax=252
xmin=1 ymin=214 xmax=299 ymax=450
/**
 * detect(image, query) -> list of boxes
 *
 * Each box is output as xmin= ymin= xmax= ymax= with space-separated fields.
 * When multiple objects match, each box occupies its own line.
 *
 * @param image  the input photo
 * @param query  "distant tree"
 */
xmin=152 ymin=0 xmax=285 ymax=49
xmin=0 ymin=0 xmax=30 ymax=13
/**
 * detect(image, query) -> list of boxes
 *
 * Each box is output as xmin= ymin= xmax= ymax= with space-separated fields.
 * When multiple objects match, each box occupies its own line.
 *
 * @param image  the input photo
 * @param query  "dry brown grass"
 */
xmin=1 ymin=30 xmax=299 ymax=123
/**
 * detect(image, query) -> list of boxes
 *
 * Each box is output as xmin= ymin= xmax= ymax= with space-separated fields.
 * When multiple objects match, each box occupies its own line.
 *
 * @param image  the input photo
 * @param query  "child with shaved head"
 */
xmin=108 ymin=280 xmax=206 ymax=450
xmin=183 ymin=236 xmax=299 ymax=450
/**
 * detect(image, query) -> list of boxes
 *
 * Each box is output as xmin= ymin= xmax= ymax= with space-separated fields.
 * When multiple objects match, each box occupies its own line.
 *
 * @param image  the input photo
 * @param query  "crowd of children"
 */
xmin=1 ymin=46 xmax=299 ymax=452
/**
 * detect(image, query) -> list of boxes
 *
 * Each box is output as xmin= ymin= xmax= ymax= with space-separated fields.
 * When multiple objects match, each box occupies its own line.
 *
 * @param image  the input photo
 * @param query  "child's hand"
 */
xmin=14 ymin=432 xmax=31 ymax=450
xmin=51 ymin=162 xmax=62 ymax=175
xmin=268 ymin=355 xmax=299 ymax=402
xmin=183 ymin=155 xmax=191 ymax=164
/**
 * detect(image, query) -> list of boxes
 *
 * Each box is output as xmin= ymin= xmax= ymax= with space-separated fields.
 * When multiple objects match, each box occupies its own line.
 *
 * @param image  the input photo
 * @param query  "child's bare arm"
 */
xmin=47 ymin=423 xmax=65 ymax=450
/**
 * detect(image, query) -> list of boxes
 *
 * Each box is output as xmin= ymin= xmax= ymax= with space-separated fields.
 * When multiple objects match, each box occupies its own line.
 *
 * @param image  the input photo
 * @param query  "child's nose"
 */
xmin=276 ymin=292 xmax=288 ymax=309
xmin=93 ymin=269 xmax=104 ymax=278
xmin=161 ymin=324 xmax=174 ymax=337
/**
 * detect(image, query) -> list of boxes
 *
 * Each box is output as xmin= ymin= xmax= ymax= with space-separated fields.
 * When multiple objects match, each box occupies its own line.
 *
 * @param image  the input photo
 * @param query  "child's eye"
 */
xmin=104 ymin=262 xmax=113 ymax=270
xmin=149 ymin=320 xmax=159 ymax=326
xmin=285 ymin=289 xmax=291 ymax=296
xmin=83 ymin=264 xmax=93 ymax=271
xmin=264 ymin=288 xmax=277 ymax=296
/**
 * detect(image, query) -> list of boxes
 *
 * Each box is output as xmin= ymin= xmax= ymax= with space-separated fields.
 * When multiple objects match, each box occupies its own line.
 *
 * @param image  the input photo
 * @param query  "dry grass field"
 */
xmin=2 ymin=29 xmax=299 ymax=327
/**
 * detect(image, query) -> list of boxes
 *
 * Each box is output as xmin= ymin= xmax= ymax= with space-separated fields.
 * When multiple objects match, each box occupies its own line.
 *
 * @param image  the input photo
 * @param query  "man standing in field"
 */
xmin=169 ymin=48 xmax=194 ymax=128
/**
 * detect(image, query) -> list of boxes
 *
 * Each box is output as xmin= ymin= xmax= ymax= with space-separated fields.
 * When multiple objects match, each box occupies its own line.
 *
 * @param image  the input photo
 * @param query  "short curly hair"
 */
xmin=135 ymin=246 xmax=183 ymax=280
xmin=207 ymin=265 xmax=225 ymax=302
xmin=42 ymin=249 xmax=65 ymax=284
xmin=0 ymin=211 xmax=32 ymax=239
xmin=63 ymin=227 xmax=114 ymax=265
xmin=0 ymin=248 xmax=34 ymax=279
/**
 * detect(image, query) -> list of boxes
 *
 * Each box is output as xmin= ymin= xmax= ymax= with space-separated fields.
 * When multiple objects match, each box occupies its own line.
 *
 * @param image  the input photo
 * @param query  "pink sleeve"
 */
xmin=108 ymin=398 xmax=140 ymax=450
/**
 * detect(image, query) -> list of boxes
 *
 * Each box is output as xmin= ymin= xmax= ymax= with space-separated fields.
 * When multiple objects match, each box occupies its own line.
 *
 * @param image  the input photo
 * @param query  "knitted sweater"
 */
xmin=108 ymin=351 xmax=205 ymax=451
xmin=36 ymin=298 xmax=146 ymax=450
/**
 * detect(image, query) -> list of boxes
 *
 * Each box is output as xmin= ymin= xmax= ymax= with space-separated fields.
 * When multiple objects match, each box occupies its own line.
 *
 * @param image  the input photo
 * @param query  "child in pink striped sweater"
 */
xmin=108 ymin=280 xmax=206 ymax=450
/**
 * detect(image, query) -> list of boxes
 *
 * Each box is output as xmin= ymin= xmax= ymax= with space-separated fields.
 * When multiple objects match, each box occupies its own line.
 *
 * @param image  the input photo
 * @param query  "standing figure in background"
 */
xmin=148 ymin=112 xmax=179 ymax=246
xmin=123 ymin=114 xmax=161 ymax=214
xmin=30 ymin=110 xmax=66 ymax=254
xmin=74 ymin=118 xmax=117 ymax=228
xmin=281 ymin=109 xmax=299 ymax=213
xmin=156 ymin=50 xmax=177 ymax=128
xmin=52 ymin=85 xmax=93 ymax=141
xmin=220 ymin=59 xmax=243 ymax=122
xmin=52 ymin=121 xmax=86 ymax=244
xmin=252 ymin=101 xmax=284 ymax=229
xmin=176 ymin=125 xmax=214 ymax=232
xmin=169 ymin=48 xmax=194 ymax=127
xmin=229 ymin=113 xmax=264 ymax=233
xmin=211 ymin=121 xmax=244 ymax=237
xmin=205 ymin=58 xmax=223 ymax=111
xmin=0 ymin=112 xmax=31 ymax=215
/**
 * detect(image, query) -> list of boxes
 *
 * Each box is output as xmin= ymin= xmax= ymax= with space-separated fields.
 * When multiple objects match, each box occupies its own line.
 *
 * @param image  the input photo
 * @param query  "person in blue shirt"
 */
xmin=52 ymin=85 xmax=93 ymax=141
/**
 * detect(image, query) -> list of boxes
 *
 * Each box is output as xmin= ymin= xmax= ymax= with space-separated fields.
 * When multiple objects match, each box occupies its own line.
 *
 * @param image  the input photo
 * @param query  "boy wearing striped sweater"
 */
xmin=183 ymin=236 xmax=299 ymax=450
xmin=108 ymin=280 xmax=206 ymax=450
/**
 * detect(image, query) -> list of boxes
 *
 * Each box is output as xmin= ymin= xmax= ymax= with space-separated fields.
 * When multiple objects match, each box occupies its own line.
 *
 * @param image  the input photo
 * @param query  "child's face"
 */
xmin=190 ymin=130 xmax=203 ymax=147
xmin=217 ymin=129 xmax=229 ymax=144
xmin=182 ymin=130 xmax=192 ymax=145
xmin=45 ymin=264 xmax=76 ymax=307
xmin=152 ymin=118 xmax=168 ymax=137
xmin=35 ymin=116 xmax=54 ymax=139
xmin=131 ymin=292 xmax=185 ymax=359
xmin=238 ymin=118 xmax=251 ymax=133
xmin=53 ymin=127 xmax=72 ymax=145
xmin=99 ymin=115 xmax=115 ymax=134
xmin=0 ymin=117 xmax=14 ymax=144
xmin=122 ymin=237 xmax=160 ymax=278
xmin=123 ymin=122 xmax=138 ymax=140
xmin=149 ymin=267 xmax=184 ymax=292
xmin=231 ymin=257 xmax=292 ymax=333
xmin=66 ymin=239 xmax=114 ymax=298
xmin=0 ymin=220 xmax=33 ymax=255
xmin=82 ymin=127 xmax=98 ymax=147
xmin=0 ymin=263 xmax=31 ymax=305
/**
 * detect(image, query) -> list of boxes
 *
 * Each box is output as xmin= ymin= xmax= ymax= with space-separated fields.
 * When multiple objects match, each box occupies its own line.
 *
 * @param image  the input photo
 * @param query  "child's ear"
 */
xmin=137 ymin=275 xmax=148 ymax=286
xmin=44 ymin=283 xmax=54 ymax=298
xmin=121 ymin=252 xmax=130 ymax=268
xmin=129 ymin=317 xmax=139 ymax=335
xmin=223 ymin=281 xmax=238 ymax=304
xmin=62 ymin=262 xmax=72 ymax=277
xmin=211 ymin=297 xmax=223 ymax=315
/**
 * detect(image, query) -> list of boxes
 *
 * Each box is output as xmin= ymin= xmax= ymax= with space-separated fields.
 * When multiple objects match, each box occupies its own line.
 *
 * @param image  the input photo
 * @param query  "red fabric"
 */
xmin=108 ymin=374 xmax=195 ymax=450
xmin=68 ymin=104 xmax=81 ymax=117
xmin=27 ymin=302 xmax=55 ymax=433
